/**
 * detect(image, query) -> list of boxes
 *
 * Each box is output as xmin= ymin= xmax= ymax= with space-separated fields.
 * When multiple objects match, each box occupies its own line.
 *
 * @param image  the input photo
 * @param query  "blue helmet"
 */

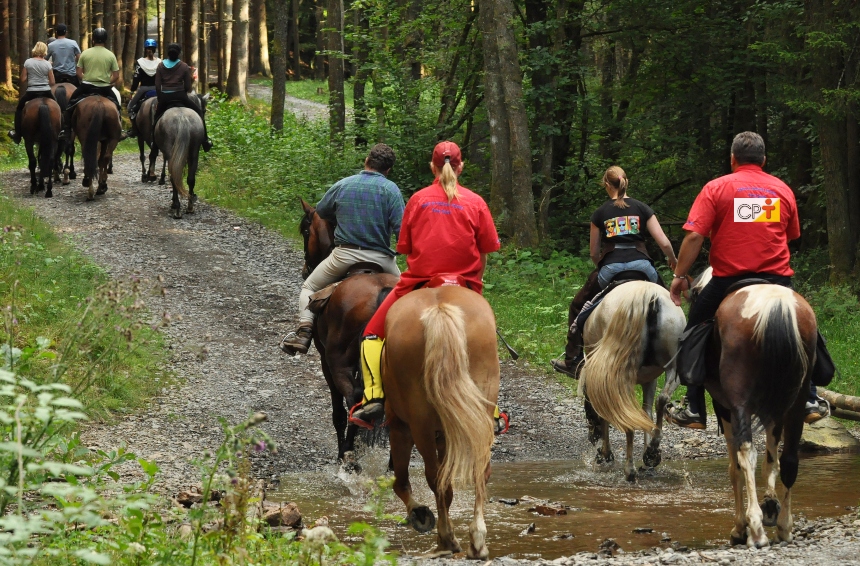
xmin=144 ymin=38 xmax=157 ymax=49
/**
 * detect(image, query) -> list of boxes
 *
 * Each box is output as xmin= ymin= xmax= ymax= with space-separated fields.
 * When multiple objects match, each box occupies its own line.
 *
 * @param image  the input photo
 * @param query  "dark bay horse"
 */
xmin=20 ymin=96 xmax=62 ymax=197
xmin=51 ymin=82 xmax=76 ymax=184
xmin=70 ymin=96 xmax=122 ymax=200
xmin=578 ymin=281 xmax=686 ymax=481
xmin=154 ymin=106 xmax=204 ymax=218
xmin=298 ymin=200 xmax=397 ymax=468
xmin=690 ymin=268 xmax=817 ymax=547
xmin=135 ymin=97 xmax=162 ymax=183
xmin=383 ymin=285 xmax=499 ymax=559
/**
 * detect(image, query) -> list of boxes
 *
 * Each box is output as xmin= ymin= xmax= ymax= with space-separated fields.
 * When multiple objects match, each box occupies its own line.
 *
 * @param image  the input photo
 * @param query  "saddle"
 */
xmin=306 ymin=262 xmax=385 ymax=315
xmin=677 ymin=279 xmax=836 ymax=387
xmin=571 ymin=273 xmax=651 ymax=335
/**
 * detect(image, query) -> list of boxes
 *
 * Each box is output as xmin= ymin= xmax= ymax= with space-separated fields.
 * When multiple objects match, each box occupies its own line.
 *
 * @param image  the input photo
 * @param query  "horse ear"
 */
xmin=300 ymin=198 xmax=313 ymax=214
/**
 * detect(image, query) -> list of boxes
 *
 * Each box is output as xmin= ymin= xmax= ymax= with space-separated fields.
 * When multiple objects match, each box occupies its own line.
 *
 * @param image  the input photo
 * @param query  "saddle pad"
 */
xmin=725 ymin=278 xmax=773 ymax=295
xmin=677 ymin=319 xmax=714 ymax=387
xmin=571 ymin=279 xmax=630 ymax=335
xmin=307 ymin=282 xmax=341 ymax=315
xmin=143 ymin=89 xmax=157 ymax=100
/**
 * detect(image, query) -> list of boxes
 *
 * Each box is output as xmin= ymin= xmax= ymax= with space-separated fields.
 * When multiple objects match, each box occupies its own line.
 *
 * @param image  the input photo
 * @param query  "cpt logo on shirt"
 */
xmin=734 ymin=198 xmax=780 ymax=222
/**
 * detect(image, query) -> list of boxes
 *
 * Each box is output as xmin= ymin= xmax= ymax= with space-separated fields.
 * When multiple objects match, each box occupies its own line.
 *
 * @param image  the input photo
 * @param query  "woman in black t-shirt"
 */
xmin=551 ymin=166 xmax=677 ymax=378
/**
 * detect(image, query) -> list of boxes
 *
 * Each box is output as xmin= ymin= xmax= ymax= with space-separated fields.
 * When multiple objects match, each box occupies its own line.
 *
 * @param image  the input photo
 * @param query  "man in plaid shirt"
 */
xmin=280 ymin=144 xmax=405 ymax=355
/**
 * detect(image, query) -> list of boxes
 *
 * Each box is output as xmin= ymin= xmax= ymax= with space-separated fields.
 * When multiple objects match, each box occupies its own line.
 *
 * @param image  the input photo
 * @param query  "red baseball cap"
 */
xmin=431 ymin=141 xmax=462 ymax=169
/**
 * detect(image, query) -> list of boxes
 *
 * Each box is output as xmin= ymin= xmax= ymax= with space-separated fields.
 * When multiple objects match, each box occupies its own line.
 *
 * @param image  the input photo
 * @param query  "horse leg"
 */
xmin=648 ymin=366 xmax=679 ymax=469
xmin=26 ymin=143 xmax=38 ymax=194
xmin=66 ymin=134 xmax=76 ymax=180
xmin=159 ymin=158 xmax=167 ymax=185
xmin=186 ymin=149 xmax=199 ymax=214
xmin=389 ymin=418 xmax=436 ymax=534
xmin=642 ymin=380 xmax=662 ymax=469
xmin=624 ymin=430 xmax=636 ymax=482
xmin=468 ymin=462 xmax=490 ymax=560
xmin=417 ymin=431 xmax=461 ymax=556
xmin=776 ymin=396 xmax=806 ymax=542
xmin=147 ymin=144 xmax=159 ymax=181
xmin=171 ymin=185 xmax=182 ymax=219
xmin=595 ymin=417 xmax=613 ymax=465
xmin=96 ymin=142 xmax=109 ymax=195
xmin=733 ymin=408 xmax=768 ymax=548
xmin=761 ymin=425 xmax=782 ymax=527
xmin=139 ymin=137 xmax=147 ymax=182
xmin=722 ymin=418 xmax=747 ymax=546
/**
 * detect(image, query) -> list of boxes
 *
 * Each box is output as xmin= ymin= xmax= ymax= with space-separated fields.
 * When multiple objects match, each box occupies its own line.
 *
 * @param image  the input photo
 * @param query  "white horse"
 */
xmin=578 ymin=280 xmax=686 ymax=481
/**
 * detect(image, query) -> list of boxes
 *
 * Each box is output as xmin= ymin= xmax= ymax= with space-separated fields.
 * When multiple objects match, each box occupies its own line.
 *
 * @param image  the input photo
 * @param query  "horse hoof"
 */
xmin=69 ymin=171 xmax=76 ymax=179
xmin=595 ymin=450 xmax=614 ymax=465
xmin=45 ymin=190 xmax=52 ymax=199
xmin=158 ymin=177 xmax=166 ymax=185
xmin=82 ymin=177 xmax=91 ymax=187
xmin=642 ymin=446 xmax=662 ymax=468
xmin=96 ymin=184 xmax=108 ymax=195
xmin=172 ymin=209 xmax=183 ymax=220
xmin=761 ymin=497 xmax=781 ymax=527
xmin=730 ymin=532 xmax=747 ymax=546
xmin=340 ymin=452 xmax=361 ymax=474
xmin=408 ymin=506 xmax=436 ymax=533
xmin=107 ymin=166 xmax=113 ymax=174
xmin=625 ymin=470 xmax=637 ymax=482
xmin=467 ymin=544 xmax=489 ymax=560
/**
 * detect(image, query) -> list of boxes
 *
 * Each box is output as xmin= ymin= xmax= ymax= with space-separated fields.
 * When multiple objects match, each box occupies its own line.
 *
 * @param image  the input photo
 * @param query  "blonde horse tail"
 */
xmin=582 ymin=285 xmax=660 ymax=434
xmin=747 ymin=287 xmax=809 ymax=426
xmin=421 ymin=303 xmax=494 ymax=503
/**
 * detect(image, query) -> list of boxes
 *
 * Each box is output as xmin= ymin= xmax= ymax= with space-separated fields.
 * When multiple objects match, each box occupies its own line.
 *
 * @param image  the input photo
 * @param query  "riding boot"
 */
xmin=279 ymin=323 xmax=313 ymax=355
xmin=493 ymin=404 xmax=509 ymax=435
xmin=9 ymin=107 xmax=23 ymax=144
xmin=551 ymin=269 xmax=599 ymax=378
xmin=350 ymin=336 xmax=386 ymax=427
xmin=201 ymin=118 xmax=213 ymax=152
xmin=61 ymin=108 xmax=73 ymax=141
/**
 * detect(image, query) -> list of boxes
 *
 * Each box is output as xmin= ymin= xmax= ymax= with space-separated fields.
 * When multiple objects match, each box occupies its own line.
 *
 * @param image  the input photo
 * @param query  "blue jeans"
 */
xmin=598 ymin=259 xmax=659 ymax=289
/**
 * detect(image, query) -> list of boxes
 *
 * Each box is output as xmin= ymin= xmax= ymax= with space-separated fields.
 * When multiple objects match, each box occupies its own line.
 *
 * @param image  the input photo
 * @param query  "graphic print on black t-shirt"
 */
xmin=591 ymin=198 xmax=655 ymax=266
xmin=604 ymin=215 xmax=641 ymax=237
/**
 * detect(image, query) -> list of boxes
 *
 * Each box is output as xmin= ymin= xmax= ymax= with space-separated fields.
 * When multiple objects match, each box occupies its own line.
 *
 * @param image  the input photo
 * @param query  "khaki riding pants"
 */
xmin=298 ymin=247 xmax=400 ymax=325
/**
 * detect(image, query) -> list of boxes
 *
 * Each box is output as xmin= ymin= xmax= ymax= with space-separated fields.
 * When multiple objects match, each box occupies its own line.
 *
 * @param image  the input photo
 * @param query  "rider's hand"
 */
xmin=670 ymin=276 xmax=688 ymax=307
xmin=667 ymin=256 xmax=678 ymax=271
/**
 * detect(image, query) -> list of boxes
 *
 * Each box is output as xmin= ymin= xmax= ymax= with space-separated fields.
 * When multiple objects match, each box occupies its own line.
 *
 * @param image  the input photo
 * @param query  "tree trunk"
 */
xmin=313 ymin=0 xmax=324 ymax=80
xmin=103 ymin=1 xmax=113 ymax=50
xmin=199 ymin=0 xmax=210 ymax=93
xmin=34 ymin=0 xmax=46 ymax=43
xmin=291 ymin=0 xmax=299 ymax=79
xmin=184 ymin=0 xmax=199 ymax=90
xmin=226 ymin=0 xmax=248 ymax=102
xmin=79 ymin=0 xmax=89 ymax=48
xmin=17 ymin=0 xmax=29 ymax=68
xmin=220 ymin=0 xmax=232 ymax=87
xmin=1 ymin=0 xmax=11 ymax=89
xmin=270 ymin=1 xmax=287 ymax=130
xmin=352 ymin=4 xmax=368 ymax=146
xmin=122 ymin=0 xmax=139 ymax=87
xmin=255 ymin=0 xmax=270 ymax=76
xmin=163 ymin=0 xmax=174 ymax=44
xmin=56 ymin=0 xmax=65 ymax=31
xmin=819 ymin=116 xmax=854 ymax=282
xmin=326 ymin=0 xmax=344 ymax=141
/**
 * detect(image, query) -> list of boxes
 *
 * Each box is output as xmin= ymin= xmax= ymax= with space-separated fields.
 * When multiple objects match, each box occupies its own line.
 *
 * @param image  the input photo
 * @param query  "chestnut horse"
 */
xmin=690 ymin=268 xmax=816 ymax=547
xmin=51 ymin=83 xmax=76 ymax=184
xmin=578 ymin=280 xmax=686 ymax=481
xmin=298 ymin=200 xmax=398 ymax=469
xmin=383 ymin=285 xmax=499 ymax=559
xmin=20 ymin=96 xmax=62 ymax=197
xmin=69 ymin=96 xmax=122 ymax=200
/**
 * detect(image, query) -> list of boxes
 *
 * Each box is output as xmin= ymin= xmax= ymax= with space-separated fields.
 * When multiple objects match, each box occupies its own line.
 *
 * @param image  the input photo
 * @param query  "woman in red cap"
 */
xmin=350 ymin=141 xmax=501 ymax=428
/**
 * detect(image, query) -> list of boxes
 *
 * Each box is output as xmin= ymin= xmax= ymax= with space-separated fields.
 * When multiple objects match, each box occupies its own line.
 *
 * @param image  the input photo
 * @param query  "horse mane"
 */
xmin=691 ymin=266 xmax=713 ymax=293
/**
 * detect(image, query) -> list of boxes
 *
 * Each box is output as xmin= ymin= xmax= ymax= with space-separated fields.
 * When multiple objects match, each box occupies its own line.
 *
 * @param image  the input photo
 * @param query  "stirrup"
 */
xmin=348 ymin=402 xmax=381 ymax=430
xmin=495 ymin=412 xmax=510 ymax=435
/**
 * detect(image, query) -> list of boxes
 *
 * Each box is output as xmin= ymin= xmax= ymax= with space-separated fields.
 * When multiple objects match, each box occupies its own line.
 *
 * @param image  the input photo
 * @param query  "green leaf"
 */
xmin=74 ymin=549 xmax=112 ymax=565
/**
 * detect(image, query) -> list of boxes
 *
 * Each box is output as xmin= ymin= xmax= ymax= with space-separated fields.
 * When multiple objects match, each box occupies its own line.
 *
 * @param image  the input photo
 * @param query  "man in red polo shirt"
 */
xmin=666 ymin=131 xmax=829 ymax=429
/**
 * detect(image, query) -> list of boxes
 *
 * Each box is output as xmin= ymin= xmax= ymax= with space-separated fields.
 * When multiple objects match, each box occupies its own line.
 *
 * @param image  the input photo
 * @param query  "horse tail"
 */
xmin=83 ymin=102 xmax=103 ymax=179
xmin=421 ymin=302 xmax=494 ymax=501
xmin=38 ymin=102 xmax=55 ymax=178
xmin=747 ymin=287 xmax=809 ymax=426
xmin=167 ymin=114 xmax=191 ymax=198
xmin=582 ymin=284 xmax=660 ymax=434
xmin=54 ymin=85 xmax=68 ymax=111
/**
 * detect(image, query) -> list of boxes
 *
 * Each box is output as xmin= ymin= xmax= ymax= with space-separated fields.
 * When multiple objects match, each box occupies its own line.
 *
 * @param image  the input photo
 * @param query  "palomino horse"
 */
xmin=579 ymin=280 xmax=686 ymax=481
xmin=20 ymin=96 xmax=62 ymax=197
xmin=690 ymin=268 xmax=816 ymax=547
xmin=135 ymin=97 xmax=163 ymax=183
xmin=69 ymin=95 xmax=122 ymax=200
xmin=298 ymin=200 xmax=397 ymax=468
xmin=51 ymin=83 xmax=76 ymax=184
xmin=154 ymin=106 xmax=204 ymax=218
xmin=383 ymin=285 xmax=499 ymax=559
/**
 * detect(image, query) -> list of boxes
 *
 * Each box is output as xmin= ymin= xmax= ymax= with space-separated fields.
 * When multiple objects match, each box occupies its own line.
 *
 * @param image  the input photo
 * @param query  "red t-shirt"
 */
xmin=683 ymin=164 xmax=800 ymax=277
xmin=397 ymin=180 xmax=500 ymax=292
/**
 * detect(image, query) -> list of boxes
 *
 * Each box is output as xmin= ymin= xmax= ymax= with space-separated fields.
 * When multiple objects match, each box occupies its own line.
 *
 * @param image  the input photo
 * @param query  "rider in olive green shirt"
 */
xmin=62 ymin=27 xmax=122 ymax=140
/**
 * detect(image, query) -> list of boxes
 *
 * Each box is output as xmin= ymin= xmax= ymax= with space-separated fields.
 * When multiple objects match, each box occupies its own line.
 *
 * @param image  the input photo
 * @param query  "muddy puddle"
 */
xmin=274 ymin=451 xmax=860 ymax=559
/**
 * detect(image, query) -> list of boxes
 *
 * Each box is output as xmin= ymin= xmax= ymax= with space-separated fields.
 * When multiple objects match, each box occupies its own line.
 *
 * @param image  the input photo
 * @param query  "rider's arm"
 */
xmin=20 ymin=66 xmax=28 ymax=88
xmin=76 ymin=66 xmax=83 ymax=80
xmin=669 ymin=231 xmax=705 ymax=306
xmin=109 ymin=69 xmax=120 ymax=87
xmin=478 ymin=253 xmax=488 ymax=281
xmin=183 ymin=65 xmax=192 ymax=93
xmin=589 ymin=223 xmax=601 ymax=266
xmin=48 ymin=69 xmax=55 ymax=86
xmin=646 ymin=215 xmax=677 ymax=270
xmin=131 ymin=66 xmax=140 ymax=91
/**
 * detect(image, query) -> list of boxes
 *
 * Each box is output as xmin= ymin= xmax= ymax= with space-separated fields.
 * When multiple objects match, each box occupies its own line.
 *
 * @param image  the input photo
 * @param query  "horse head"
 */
xmin=300 ymin=198 xmax=335 ymax=280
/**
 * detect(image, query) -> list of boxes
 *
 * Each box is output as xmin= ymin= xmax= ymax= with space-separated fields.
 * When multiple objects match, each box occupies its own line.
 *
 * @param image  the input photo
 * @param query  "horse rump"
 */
xmin=37 ymin=102 xmax=56 ymax=183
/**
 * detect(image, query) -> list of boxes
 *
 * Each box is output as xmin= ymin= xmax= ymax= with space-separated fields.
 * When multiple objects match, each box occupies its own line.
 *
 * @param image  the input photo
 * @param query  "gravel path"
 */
xmin=3 ymin=153 xmax=859 ymax=564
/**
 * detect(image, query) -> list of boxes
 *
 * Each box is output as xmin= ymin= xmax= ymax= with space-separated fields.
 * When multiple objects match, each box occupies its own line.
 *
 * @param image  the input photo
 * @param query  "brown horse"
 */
xmin=298 ymin=200 xmax=398 ymax=468
xmin=135 ymin=97 xmax=163 ymax=183
xmin=20 ymin=96 xmax=62 ymax=197
xmin=690 ymin=268 xmax=817 ymax=547
xmin=70 ymin=95 xmax=122 ymax=200
xmin=51 ymin=82 xmax=76 ymax=184
xmin=383 ymin=285 xmax=499 ymax=559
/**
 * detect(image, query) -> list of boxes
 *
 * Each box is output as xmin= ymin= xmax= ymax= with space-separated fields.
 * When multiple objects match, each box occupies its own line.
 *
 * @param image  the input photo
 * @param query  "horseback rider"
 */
xmin=665 ymin=131 xmax=831 ymax=429
xmin=552 ymin=166 xmax=677 ymax=378
xmin=150 ymin=43 xmax=213 ymax=152
xmin=349 ymin=141 xmax=501 ymax=428
xmin=7 ymin=42 xmax=57 ymax=144
xmin=125 ymin=38 xmax=161 ymax=139
xmin=280 ymin=143 xmax=404 ymax=355
xmin=61 ymin=27 xmax=122 ymax=141
xmin=46 ymin=23 xmax=81 ymax=87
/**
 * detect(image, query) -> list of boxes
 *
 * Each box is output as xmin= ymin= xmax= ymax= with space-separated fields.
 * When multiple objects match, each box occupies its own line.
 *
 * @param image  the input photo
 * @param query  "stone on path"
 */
xmin=800 ymin=418 xmax=860 ymax=453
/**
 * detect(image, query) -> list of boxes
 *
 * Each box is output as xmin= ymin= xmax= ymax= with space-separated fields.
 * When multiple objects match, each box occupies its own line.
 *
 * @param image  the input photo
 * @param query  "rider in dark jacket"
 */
xmin=126 ymin=38 xmax=161 ymax=138
xmin=151 ymin=43 xmax=212 ymax=152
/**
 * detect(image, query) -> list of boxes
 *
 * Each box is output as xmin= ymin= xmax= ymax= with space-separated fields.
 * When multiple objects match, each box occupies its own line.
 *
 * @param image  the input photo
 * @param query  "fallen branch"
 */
xmin=818 ymin=388 xmax=860 ymax=413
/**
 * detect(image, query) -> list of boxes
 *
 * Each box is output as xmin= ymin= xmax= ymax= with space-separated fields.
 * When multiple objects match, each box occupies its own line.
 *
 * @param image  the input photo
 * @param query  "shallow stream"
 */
xmin=274 ymin=452 xmax=860 ymax=559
